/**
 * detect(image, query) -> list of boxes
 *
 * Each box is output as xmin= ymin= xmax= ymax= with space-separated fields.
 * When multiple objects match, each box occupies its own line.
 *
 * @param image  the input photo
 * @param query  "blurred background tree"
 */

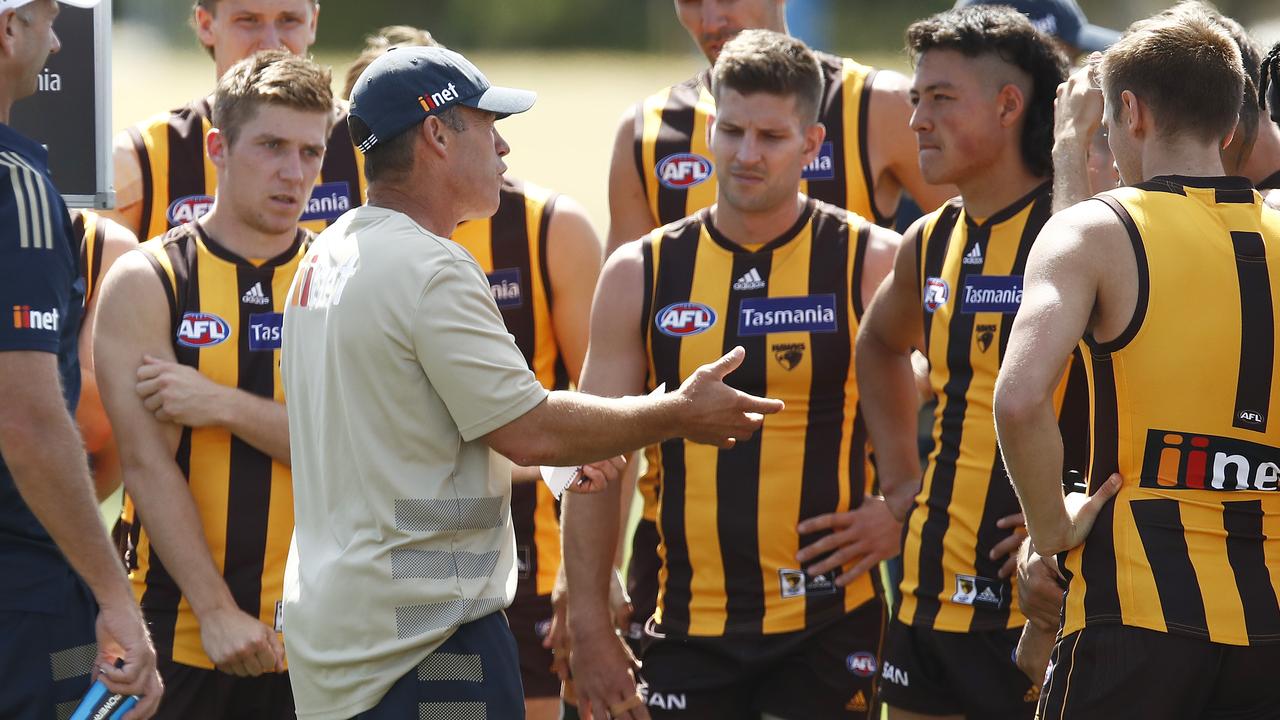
xmin=114 ymin=0 xmax=1279 ymax=55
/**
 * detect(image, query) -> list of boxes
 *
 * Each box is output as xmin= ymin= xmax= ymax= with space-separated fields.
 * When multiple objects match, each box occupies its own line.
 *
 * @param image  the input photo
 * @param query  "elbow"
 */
xmin=492 ymin=430 xmax=559 ymax=469
xmin=992 ymin=379 xmax=1039 ymax=435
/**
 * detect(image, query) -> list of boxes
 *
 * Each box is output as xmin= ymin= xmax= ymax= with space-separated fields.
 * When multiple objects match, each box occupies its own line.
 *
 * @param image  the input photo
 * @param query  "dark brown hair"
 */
xmin=906 ymin=6 xmax=1068 ymax=178
xmin=710 ymin=29 xmax=824 ymax=124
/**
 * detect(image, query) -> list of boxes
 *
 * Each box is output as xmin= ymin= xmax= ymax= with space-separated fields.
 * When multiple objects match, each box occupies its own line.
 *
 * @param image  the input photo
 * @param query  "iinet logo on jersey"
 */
xmin=1144 ymin=429 xmax=1280 ymax=492
xmin=11 ymin=305 xmax=58 ymax=331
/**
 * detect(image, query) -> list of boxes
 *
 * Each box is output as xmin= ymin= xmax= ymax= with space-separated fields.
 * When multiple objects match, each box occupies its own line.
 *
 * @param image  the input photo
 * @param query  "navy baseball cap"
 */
xmin=955 ymin=0 xmax=1120 ymax=52
xmin=349 ymin=46 xmax=536 ymax=153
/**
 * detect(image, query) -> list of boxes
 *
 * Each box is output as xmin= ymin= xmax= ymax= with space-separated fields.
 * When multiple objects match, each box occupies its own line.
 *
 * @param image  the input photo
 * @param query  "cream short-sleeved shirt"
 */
xmin=281 ymin=205 xmax=547 ymax=719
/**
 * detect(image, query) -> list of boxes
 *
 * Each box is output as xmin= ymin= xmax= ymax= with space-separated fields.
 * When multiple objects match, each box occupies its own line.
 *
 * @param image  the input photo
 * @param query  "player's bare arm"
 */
xmin=95 ymin=251 xmax=284 ymax=678
xmin=994 ymin=201 xmax=1131 ymax=559
xmin=511 ymin=194 xmax=604 ymax=488
xmin=134 ymin=353 xmax=291 ymax=464
xmin=562 ymin=239 xmax=651 ymax=720
xmin=76 ymin=216 xmax=138 ymax=499
xmin=103 ymin=133 xmax=145 ymax=236
xmin=796 ymin=222 xmax=906 ymax=585
xmin=869 ymin=70 xmax=956 ymax=215
xmin=854 ymin=217 xmax=930 ymax=522
xmin=606 ymin=106 xmax=657 ymax=255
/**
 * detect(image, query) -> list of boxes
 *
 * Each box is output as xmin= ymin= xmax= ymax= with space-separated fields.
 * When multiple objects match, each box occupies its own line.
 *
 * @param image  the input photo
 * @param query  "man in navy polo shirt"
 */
xmin=0 ymin=1 xmax=162 ymax=718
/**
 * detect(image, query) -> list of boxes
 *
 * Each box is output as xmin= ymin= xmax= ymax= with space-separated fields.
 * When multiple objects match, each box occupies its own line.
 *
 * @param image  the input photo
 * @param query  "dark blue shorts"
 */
xmin=355 ymin=610 xmax=524 ymax=719
xmin=0 ymin=578 xmax=98 ymax=720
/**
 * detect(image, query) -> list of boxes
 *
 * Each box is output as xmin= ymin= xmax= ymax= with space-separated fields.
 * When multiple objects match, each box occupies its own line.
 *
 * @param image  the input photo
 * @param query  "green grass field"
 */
xmin=112 ymin=30 xmax=910 ymax=235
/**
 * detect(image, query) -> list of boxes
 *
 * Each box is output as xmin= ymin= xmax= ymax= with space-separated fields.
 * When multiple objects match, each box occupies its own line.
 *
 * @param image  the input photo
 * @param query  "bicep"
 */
xmin=578 ymin=242 xmax=648 ymax=398
xmin=606 ymin=107 xmax=654 ymax=256
xmin=102 ymin=134 xmax=144 ymax=235
xmin=860 ymin=224 xmax=902 ymax=310
xmin=80 ymin=219 xmax=139 ymax=372
xmin=860 ymin=225 xmax=925 ymax=354
xmin=546 ymin=195 xmax=604 ymax=384
xmin=93 ymin=253 xmax=181 ymax=463
xmin=1000 ymin=221 xmax=1099 ymax=398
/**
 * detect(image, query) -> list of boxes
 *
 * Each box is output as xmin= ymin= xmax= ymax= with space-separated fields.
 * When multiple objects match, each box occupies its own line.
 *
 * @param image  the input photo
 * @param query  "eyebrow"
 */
xmin=912 ymin=82 xmax=958 ymax=94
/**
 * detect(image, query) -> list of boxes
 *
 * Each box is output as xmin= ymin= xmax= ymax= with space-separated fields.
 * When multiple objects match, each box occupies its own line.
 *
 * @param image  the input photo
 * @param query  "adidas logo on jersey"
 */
xmin=733 ymin=268 xmax=766 ymax=291
xmin=963 ymin=243 xmax=984 ymax=265
xmin=978 ymin=586 xmax=1001 ymax=604
xmin=242 ymin=282 xmax=271 ymax=306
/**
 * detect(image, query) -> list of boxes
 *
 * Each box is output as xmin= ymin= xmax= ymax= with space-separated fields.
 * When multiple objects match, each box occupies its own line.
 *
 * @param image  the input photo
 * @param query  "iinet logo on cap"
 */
xmin=419 ymin=82 xmax=460 ymax=112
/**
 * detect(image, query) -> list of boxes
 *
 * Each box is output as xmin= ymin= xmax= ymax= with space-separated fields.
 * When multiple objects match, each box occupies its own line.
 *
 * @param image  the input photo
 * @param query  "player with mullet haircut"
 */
xmin=996 ymin=10 xmax=1280 ymax=718
xmin=837 ymin=7 xmax=1084 ymax=718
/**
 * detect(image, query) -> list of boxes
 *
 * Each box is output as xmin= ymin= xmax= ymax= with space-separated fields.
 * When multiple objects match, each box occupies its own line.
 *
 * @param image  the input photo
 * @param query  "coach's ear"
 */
xmin=0 ymin=9 xmax=20 ymax=56
xmin=206 ymin=127 xmax=228 ymax=170
xmin=420 ymin=116 xmax=450 ymax=158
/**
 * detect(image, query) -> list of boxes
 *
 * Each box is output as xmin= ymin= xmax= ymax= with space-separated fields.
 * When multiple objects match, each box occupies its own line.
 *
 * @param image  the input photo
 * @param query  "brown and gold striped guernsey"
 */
xmin=897 ymin=182 xmax=1088 ymax=634
xmin=635 ymin=50 xmax=882 ymax=529
xmin=635 ymin=51 xmax=882 ymax=229
xmin=118 ymin=222 xmax=309 ymax=668
xmin=642 ymin=198 xmax=877 ymax=637
xmin=453 ymin=177 xmax=566 ymax=598
xmin=125 ymin=99 xmax=365 ymax=241
xmin=1063 ymin=175 xmax=1280 ymax=646
xmin=74 ymin=210 xmax=107 ymax=319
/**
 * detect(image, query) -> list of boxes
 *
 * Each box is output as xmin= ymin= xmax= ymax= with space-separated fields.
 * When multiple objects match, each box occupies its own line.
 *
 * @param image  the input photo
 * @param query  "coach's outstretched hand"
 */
xmin=674 ymin=347 xmax=784 ymax=448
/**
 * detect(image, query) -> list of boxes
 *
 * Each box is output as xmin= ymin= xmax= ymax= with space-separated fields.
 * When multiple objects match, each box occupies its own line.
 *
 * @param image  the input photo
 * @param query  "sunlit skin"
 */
xmin=195 ymin=0 xmax=318 ymax=79
xmin=1100 ymin=88 xmax=1144 ymax=187
xmin=204 ymin=104 xmax=329 ymax=255
xmin=909 ymin=50 xmax=1026 ymax=187
xmin=673 ymin=0 xmax=785 ymax=63
xmin=1086 ymin=125 xmax=1119 ymax=195
xmin=448 ymin=107 xmax=512 ymax=223
xmin=9 ymin=0 xmax=60 ymax=103
xmin=711 ymin=87 xmax=823 ymax=221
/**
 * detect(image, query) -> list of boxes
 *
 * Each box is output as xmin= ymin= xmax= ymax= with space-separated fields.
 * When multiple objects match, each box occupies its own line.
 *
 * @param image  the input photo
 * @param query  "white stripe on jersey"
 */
xmin=0 ymin=151 xmax=53 ymax=250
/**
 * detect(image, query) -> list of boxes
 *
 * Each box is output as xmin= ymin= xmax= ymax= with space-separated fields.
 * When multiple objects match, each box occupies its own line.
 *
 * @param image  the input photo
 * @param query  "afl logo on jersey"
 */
xmin=657 ymin=153 xmax=713 ymax=189
xmin=924 ymin=277 xmax=950 ymax=313
xmin=846 ymin=652 xmax=878 ymax=678
xmin=656 ymin=302 xmax=716 ymax=337
xmin=176 ymin=312 xmax=230 ymax=348
xmin=167 ymin=195 xmax=214 ymax=226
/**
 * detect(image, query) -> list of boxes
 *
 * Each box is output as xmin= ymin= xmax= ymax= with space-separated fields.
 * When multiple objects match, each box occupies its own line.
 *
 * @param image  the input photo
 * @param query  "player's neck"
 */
xmin=955 ymin=153 xmax=1046 ymax=221
xmin=1139 ymin=139 xmax=1227 ymax=182
xmin=710 ymin=193 xmax=806 ymax=248
xmin=199 ymin=207 xmax=298 ymax=261
xmin=1240 ymin=122 xmax=1280 ymax=185
xmin=367 ymin=181 xmax=461 ymax=238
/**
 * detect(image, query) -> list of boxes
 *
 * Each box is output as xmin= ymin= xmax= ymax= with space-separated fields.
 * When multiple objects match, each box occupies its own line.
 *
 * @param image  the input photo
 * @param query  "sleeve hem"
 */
xmin=458 ymin=384 xmax=549 ymax=443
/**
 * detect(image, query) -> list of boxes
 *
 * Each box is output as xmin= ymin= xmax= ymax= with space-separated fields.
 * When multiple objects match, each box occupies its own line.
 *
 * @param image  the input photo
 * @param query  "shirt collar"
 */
xmin=0 ymin=123 xmax=50 ymax=167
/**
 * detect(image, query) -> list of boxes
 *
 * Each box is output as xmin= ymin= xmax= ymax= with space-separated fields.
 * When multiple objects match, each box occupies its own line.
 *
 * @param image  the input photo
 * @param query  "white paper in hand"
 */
xmin=540 ymin=384 xmax=666 ymax=499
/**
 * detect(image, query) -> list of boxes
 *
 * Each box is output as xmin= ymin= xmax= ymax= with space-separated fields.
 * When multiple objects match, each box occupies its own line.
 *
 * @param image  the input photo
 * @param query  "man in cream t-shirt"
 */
xmin=282 ymin=47 xmax=785 ymax=720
